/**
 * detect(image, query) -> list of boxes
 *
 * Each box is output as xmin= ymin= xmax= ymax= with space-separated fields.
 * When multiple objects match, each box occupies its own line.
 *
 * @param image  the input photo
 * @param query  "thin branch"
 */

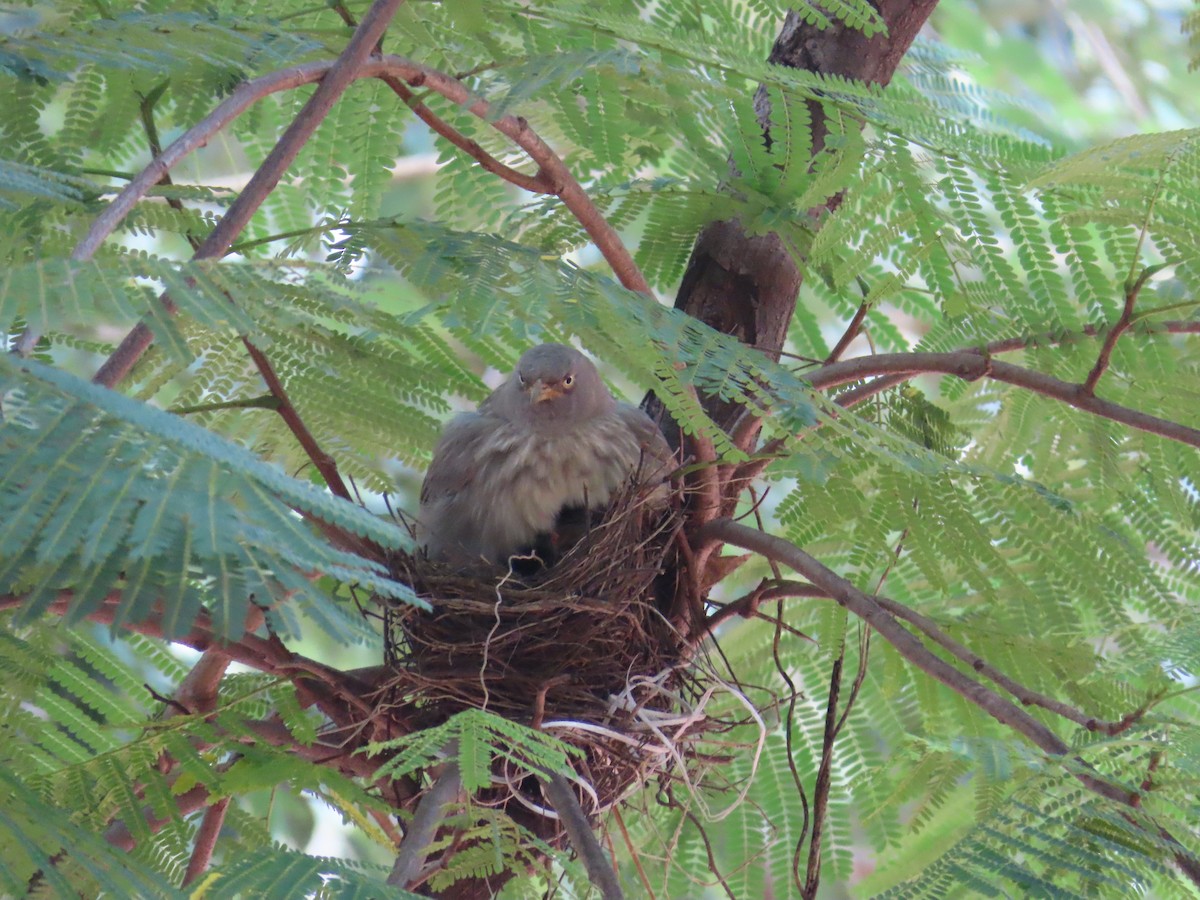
xmin=699 ymin=578 xmax=826 ymax=636
xmin=138 ymin=82 xmax=204 ymax=254
xmin=72 ymin=61 xmax=358 ymax=267
xmin=92 ymin=0 xmax=407 ymax=389
xmin=1082 ymin=266 xmax=1159 ymax=394
xmin=681 ymin=808 xmax=737 ymax=900
xmin=830 ymin=317 xmax=1200 ymax=408
xmin=834 ymin=627 xmax=871 ymax=741
xmin=731 ymin=317 xmax=1200 ymax=487
xmin=809 ymin=350 xmax=1200 ymax=449
xmin=769 ymin=584 xmax=810 ymax=894
xmin=330 ymin=0 xmax=552 ymax=194
xmin=828 ymin=372 xmax=914 ymax=410
xmin=804 ymin=537 xmax=881 ymax=899
xmin=750 ymin=610 xmax=819 ymax=641
xmin=155 ymin=603 xmax=263 ymax=878
xmin=382 ymin=77 xmax=552 ymax=194
xmin=871 ymin=594 xmax=1156 ymax=736
xmin=1057 ymin=5 xmax=1149 ymax=121
xmin=703 ymin=583 xmax=1154 ymax=743
xmin=68 ymin=52 xmax=651 ymax=367
xmin=79 ymin=52 xmax=648 ymax=307
xmin=824 ymin=300 xmax=869 ymax=364
xmin=182 ymin=797 xmax=231 ymax=886
xmin=540 ymin=772 xmax=626 ymax=900
xmin=240 ymin=338 xmax=355 ymax=502
xmin=243 ymin=718 xmax=391 ymax=782
xmin=171 ymin=394 xmax=281 ymax=415
xmin=243 ymin=724 xmax=393 ymax=787
xmin=692 ymin=518 xmax=1137 ymax=806
xmin=611 ymin=806 xmax=657 ymax=900
xmin=388 ymin=759 xmax=462 ymax=888
xmin=105 ymin=784 xmax=212 ymax=852
xmin=802 ymin=648 xmax=843 ymax=899
xmin=177 ymin=1 xmax=407 ymax=267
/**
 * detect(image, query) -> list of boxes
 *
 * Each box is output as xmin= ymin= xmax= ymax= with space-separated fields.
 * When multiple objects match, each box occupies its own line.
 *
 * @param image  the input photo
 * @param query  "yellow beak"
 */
xmin=533 ymin=380 xmax=565 ymax=403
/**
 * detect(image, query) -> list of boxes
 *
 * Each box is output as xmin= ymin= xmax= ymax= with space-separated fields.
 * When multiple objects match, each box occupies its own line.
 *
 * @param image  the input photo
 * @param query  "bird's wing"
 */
xmin=615 ymin=403 xmax=676 ymax=477
xmin=419 ymin=411 xmax=495 ymax=504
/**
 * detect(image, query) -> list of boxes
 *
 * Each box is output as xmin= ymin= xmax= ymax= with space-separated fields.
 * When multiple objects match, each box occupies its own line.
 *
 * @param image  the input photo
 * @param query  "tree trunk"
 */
xmin=666 ymin=2 xmax=940 ymax=435
xmin=429 ymin=5 xmax=941 ymax=897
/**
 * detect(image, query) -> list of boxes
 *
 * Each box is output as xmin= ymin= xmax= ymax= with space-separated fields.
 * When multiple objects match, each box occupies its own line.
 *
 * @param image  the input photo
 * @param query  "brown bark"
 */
xmin=650 ymin=1 xmax=940 ymax=636
xmin=663 ymin=2 xmax=940 ymax=437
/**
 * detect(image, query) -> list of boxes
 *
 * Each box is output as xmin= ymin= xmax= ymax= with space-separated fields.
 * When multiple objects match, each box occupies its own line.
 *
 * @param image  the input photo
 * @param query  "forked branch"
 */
xmin=692 ymin=518 xmax=1138 ymax=807
xmin=706 ymin=520 xmax=1200 ymax=888
xmin=1081 ymin=265 xmax=1161 ymax=394
xmin=810 ymin=350 xmax=1200 ymax=448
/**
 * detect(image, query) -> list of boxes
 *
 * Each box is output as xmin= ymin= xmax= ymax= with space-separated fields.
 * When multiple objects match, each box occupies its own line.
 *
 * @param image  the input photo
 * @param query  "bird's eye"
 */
xmin=517 ymin=374 xmax=527 ymax=387
xmin=562 ymin=374 xmax=575 ymax=389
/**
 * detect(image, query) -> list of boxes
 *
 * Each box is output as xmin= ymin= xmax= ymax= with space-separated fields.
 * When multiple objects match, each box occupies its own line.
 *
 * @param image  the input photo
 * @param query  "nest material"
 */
xmin=379 ymin=482 xmax=711 ymax=821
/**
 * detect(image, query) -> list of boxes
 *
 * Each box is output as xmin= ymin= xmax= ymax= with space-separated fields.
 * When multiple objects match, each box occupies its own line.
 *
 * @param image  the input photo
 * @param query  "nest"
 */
xmin=376 ymin=482 xmax=728 ymax=832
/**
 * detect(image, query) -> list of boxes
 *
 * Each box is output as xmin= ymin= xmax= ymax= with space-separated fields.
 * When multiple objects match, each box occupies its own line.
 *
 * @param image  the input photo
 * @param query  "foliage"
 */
xmin=0 ymin=0 xmax=1197 ymax=897
xmin=365 ymin=709 xmax=581 ymax=791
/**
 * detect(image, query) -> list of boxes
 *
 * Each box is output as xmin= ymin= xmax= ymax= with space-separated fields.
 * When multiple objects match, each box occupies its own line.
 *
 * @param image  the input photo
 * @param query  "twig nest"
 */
xmin=381 ymin=483 xmax=700 ymax=815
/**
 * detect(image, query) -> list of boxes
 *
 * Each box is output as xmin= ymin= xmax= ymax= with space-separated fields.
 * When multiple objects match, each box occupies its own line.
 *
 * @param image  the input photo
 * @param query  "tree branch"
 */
xmin=139 ymin=84 xmax=204 ymax=251
xmin=824 ymin=300 xmax=869 ymax=364
xmin=81 ymin=50 xmax=649 ymax=381
xmin=699 ymin=577 xmax=825 ymax=637
xmin=727 ymin=318 xmax=1200 ymax=494
xmin=711 ymin=577 xmax=1152 ymax=737
xmin=330 ymin=0 xmax=554 ymax=195
xmin=869 ymin=593 xmax=1156 ymax=736
xmin=104 ymin=784 xmax=212 ymax=852
xmin=239 ymin=338 xmax=357 ymax=503
xmin=802 ymin=648 xmax=843 ymax=899
xmin=540 ymin=772 xmax=626 ymax=900
xmin=181 ymin=797 xmax=230 ymax=886
xmin=1081 ymin=266 xmax=1158 ymax=394
xmin=14 ymin=61 xmax=334 ymax=359
xmin=92 ymin=0 xmax=407 ymax=390
xmin=244 ymin=718 xmax=396 ymax=784
xmin=827 ymin=318 xmax=1200 ymax=411
xmin=67 ymin=62 xmax=356 ymax=268
xmin=374 ymin=81 xmax=552 ymax=195
xmin=0 ymin=592 xmax=397 ymax=741
xmin=388 ymin=758 xmax=462 ymax=889
xmin=388 ymin=65 xmax=649 ymax=295
xmin=809 ymin=350 xmax=1200 ymax=448
xmin=691 ymin=518 xmax=1138 ymax=806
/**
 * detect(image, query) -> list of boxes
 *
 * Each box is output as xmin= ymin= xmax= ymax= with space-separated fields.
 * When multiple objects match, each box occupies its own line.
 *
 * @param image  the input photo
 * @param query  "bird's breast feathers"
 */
xmin=483 ymin=412 xmax=651 ymax=520
xmin=419 ymin=398 xmax=669 ymax=564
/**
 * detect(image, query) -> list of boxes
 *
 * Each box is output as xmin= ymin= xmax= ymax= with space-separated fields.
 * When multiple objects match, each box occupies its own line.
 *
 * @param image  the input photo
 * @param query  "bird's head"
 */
xmin=505 ymin=343 xmax=615 ymax=426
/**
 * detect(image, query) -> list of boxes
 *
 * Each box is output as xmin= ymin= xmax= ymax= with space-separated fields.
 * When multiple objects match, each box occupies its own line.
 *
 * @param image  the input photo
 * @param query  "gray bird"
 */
xmin=418 ymin=343 xmax=673 ymax=567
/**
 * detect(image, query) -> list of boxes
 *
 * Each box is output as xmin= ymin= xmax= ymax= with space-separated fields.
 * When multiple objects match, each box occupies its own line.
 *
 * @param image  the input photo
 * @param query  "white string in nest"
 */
xmin=511 ymin=652 xmax=766 ymax=824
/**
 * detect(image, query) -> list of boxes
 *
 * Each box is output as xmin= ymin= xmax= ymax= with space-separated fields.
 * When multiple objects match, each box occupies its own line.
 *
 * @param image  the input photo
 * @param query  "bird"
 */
xmin=418 ymin=343 xmax=673 ymax=567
